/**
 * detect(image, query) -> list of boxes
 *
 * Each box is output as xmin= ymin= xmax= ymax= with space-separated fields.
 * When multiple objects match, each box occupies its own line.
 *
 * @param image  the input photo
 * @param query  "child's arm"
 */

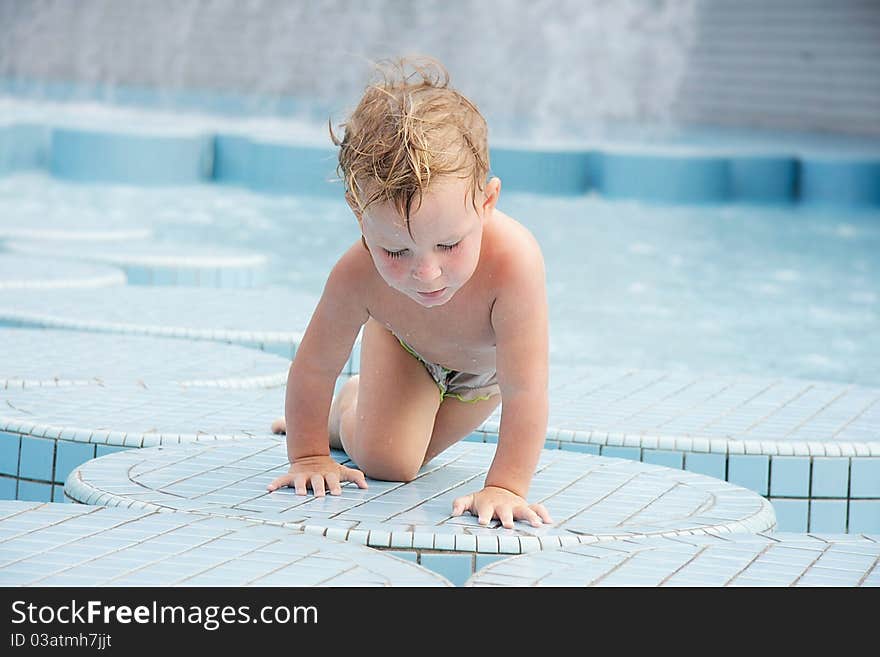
xmin=452 ymin=240 xmax=553 ymax=528
xmin=267 ymin=247 xmax=370 ymax=496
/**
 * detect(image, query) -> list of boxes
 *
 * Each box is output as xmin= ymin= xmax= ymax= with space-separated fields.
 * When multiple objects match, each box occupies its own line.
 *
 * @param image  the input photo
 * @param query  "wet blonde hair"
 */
xmin=331 ymin=56 xmax=490 ymax=234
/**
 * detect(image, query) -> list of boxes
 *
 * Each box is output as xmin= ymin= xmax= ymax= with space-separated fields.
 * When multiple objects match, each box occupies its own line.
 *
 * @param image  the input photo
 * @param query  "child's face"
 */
xmin=359 ymin=177 xmax=497 ymax=308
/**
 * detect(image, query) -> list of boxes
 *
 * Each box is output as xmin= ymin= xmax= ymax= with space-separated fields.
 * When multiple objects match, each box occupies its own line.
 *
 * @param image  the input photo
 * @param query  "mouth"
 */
xmin=416 ymin=287 xmax=448 ymax=300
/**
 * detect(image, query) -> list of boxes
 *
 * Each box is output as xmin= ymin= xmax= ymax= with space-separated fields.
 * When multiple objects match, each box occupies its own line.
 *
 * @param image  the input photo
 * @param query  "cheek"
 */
xmin=451 ymin=244 xmax=480 ymax=277
xmin=375 ymin=257 xmax=409 ymax=282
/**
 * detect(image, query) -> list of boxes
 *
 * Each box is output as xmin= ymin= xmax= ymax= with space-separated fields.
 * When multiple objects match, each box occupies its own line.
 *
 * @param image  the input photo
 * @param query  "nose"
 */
xmin=411 ymin=256 xmax=442 ymax=282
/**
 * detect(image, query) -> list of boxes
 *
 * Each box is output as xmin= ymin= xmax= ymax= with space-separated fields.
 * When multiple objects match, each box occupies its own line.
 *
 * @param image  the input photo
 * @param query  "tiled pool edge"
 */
xmin=464 ymin=532 xmax=880 ymax=587
xmin=2 ymin=122 xmax=879 ymax=206
xmin=62 ymin=446 xmax=777 ymax=554
xmin=59 ymin=438 xmax=777 ymax=589
xmin=0 ymin=501 xmax=453 ymax=586
xmin=465 ymin=428 xmax=880 ymax=534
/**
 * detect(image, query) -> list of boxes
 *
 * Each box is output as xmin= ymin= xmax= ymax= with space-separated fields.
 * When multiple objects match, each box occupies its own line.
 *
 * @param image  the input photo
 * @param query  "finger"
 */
xmin=532 ymin=503 xmax=554 ymax=525
xmin=310 ymin=474 xmax=326 ymax=497
xmin=266 ymin=474 xmax=288 ymax=491
xmin=477 ymin=503 xmax=493 ymax=526
xmin=343 ymin=466 xmax=369 ymax=489
xmin=293 ymin=473 xmax=308 ymax=496
xmin=451 ymin=495 xmax=473 ymax=517
xmin=324 ymin=472 xmax=342 ymax=496
xmin=499 ymin=508 xmax=515 ymax=530
xmin=517 ymin=506 xmax=543 ymax=528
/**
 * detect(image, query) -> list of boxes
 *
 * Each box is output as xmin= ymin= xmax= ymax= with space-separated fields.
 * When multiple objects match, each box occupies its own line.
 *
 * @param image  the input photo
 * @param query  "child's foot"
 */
xmin=270 ymin=418 xmax=286 ymax=434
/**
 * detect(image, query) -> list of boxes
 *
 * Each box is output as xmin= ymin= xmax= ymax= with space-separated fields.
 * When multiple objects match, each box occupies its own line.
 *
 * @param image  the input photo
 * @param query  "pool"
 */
xmin=0 ymin=99 xmax=878 ymax=587
xmin=2 ymin=171 xmax=878 ymax=387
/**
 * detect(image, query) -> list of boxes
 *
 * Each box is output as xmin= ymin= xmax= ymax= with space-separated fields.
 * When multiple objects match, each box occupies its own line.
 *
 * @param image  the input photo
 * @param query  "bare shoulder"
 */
xmin=326 ymin=240 xmax=382 ymax=293
xmin=486 ymin=210 xmax=546 ymax=291
xmin=320 ymin=240 xmax=374 ymax=322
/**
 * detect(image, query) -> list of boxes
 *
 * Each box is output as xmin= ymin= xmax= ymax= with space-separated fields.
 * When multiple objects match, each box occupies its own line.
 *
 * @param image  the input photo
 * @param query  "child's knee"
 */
xmin=354 ymin=452 xmax=421 ymax=483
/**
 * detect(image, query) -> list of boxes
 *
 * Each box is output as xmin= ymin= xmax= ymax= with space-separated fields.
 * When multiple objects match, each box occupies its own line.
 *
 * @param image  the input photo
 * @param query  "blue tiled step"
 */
xmin=2 ymin=120 xmax=878 ymax=206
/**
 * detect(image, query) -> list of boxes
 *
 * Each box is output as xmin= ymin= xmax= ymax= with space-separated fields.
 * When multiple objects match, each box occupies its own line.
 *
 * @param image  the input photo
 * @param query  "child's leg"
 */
xmin=336 ymin=317 xmax=443 ymax=481
xmin=269 ymin=374 xmax=357 ymax=449
xmin=275 ymin=317 xmax=500 ymax=479
xmin=421 ymin=394 xmax=501 ymax=465
xmin=327 ymin=375 xmax=358 ymax=449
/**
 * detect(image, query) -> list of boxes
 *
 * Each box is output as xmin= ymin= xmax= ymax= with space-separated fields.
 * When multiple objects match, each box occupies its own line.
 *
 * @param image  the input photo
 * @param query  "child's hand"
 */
xmin=451 ymin=486 xmax=553 ymax=529
xmin=267 ymin=455 xmax=368 ymax=496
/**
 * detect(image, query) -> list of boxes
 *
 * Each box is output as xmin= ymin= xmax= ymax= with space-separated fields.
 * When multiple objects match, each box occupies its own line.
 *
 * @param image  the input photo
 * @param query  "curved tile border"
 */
xmin=0 ymin=500 xmax=450 ymax=586
xmin=5 ymin=239 xmax=268 ymax=288
xmin=472 ymin=366 xmax=880 ymax=533
xmin=64 ymin=438 xmax=776 ymax=555
xmin=0 ymin=254 xmax=126 ymax=289
xmin=0 ymin=328 xmax=290 ymax=389
xmin=0 ymin=286 xmax=343 ymax=365
xmin=50 ymin=128 xmax=213 ymax=185
xmin=2 ymin=117 xmax=878 ymax=206
xmin=214 ymin=135 xmax=338 ymax=196
xmin=0 ymin=385 xmax=283 ymax=446
xmin=0 ymin=385 xmax=285 ymax=502
xmin=466 ymin=532 xmax=880 ymax=587
xmin=800 ymin=157 xmax=880 ymax=207
xmin=502 ymin=366 xmax=880 ymax=458
xmin=599 ymin=152 xmax=730 ymax=203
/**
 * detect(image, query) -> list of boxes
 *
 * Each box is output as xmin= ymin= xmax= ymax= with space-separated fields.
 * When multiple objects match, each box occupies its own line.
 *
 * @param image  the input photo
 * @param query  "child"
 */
xmin=268 ymin=57 xmax=552 ymax=529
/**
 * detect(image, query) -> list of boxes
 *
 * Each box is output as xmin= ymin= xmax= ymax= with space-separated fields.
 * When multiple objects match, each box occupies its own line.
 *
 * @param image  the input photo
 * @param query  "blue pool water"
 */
xmin=3 ymin=172 xmax=878 ymax=387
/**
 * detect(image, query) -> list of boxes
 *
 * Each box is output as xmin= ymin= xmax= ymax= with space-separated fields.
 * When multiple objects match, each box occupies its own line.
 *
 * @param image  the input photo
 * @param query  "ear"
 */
xmin=481 ymin=177 xmax=501 ymax=216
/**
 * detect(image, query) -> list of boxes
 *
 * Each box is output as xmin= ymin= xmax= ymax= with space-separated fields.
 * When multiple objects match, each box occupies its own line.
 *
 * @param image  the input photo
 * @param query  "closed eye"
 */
xmin=439 ymin=241 xmax=462 ymax=251
xmin=383 ymin=248 xmax=408 ymax=259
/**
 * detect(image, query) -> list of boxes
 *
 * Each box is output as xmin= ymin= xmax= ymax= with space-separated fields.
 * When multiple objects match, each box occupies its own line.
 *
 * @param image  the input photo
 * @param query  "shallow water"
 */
xmin=2 ymin=173 xmax=878 ymax=387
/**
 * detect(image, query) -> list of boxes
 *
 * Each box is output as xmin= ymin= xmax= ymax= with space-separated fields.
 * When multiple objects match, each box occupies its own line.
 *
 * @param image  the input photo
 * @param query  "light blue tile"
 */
xmin=811 ymin=458 xmax=850 ymax=498
xmin=475 ymin=554 xmax=506 ymax=571
xmin=809 ymin=500 xmax=848 ymax=533
xmin=386 ymin=550 xmax=418 ymax=563
xmin=728 ymin=454 xmax=769 ymax=495
xmin=641 ymin=449 xmax=684 ymax=470
xmin=0 ymin=432 xmax=21 ymax=476
xmin=769 ymin=457 xmax=810 ymax=497
xmin=125 ymin=268 xmax=148 ymax=285
xmin=17 ymin=480 xmax=53 ymax=502
xmin=848 ymin=500 xmax=880 ymax=533
xmin=0 ymin=475 xmax=16 ymax=500
xmin=419 ymin=553 xmax=473 ymax=587
xmin=54 ymin=441 xmax=97 ymax=484
xmin=684 ymin=452 xmax=726 ymax=481
xmin=52 ymin=484 xmax=65 ymax=502
xmin=19 ymin=436 xmax=55 ymax=481
xmin=600 ymin=446 xmax=641 ymax=461
xmin=96 ymin=445 xmax=129 ymax=457
xmin=150 ymin=267 xmax=173 ymax=286
xmin=559 ymin=442 xmax=600 ymax=455
xmin=771 ymin=499 xmax=809 ymax=532
xmin=850 ymin=459 xmax=880 ymax=498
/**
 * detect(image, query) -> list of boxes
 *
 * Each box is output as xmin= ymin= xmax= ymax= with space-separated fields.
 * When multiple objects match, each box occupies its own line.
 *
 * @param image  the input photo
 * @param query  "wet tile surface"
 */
xmin=0 ymin=328 xmax=290 ymax=389
xmin=65 ymin=438 xmax=776 ymax=554
xmin=0 ymin=254 xmax=126 ymax=289
xmin=466 ymin=531 xmax=880 ymax=587
xmin=0 ymin=500 xmax=450 ymax=586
